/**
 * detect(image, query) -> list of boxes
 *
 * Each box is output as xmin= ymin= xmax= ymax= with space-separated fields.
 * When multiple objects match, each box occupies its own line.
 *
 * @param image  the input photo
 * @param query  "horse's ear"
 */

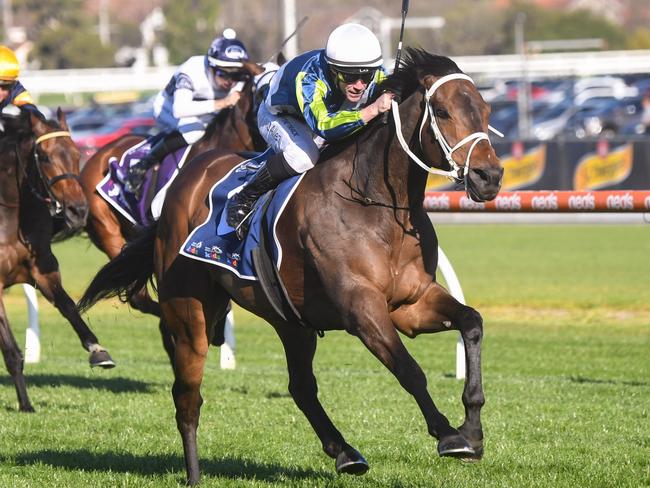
xmin=29 ymin=111 xmax=47 ymax=135
xmin=57 ymin=107 xmax=70 ymax=131
xmin=243 ymin=61 xmax=265 ymax=77
xmin=276 ymin=51 xmax=287 ymax=66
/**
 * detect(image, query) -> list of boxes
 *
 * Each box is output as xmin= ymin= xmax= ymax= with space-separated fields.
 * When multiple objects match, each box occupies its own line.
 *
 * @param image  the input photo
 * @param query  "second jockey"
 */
xmin=125 ymin=29 xmax=250 ymax=194
xmin=0 ymin=45 xmax=45 ymax=119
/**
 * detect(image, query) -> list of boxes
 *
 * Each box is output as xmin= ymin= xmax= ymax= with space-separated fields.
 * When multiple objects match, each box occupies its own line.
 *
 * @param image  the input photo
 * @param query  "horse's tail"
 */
xmin=78 ymin=223 xmax=158 ymax=313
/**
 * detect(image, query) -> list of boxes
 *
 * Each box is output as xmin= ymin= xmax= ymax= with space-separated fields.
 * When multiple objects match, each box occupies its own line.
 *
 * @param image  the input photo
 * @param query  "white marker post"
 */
xmin=436 ymin=246 xmax=466 ymax=379
xmin=23 ymin=284 xmax=41 ymax=364
xmin=220 ymin=309 xmax=236 ymax=370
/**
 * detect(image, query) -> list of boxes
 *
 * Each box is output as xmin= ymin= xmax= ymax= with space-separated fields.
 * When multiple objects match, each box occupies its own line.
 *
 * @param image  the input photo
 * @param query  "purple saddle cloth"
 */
xmin=96 ymin=136 xmax=191 ymax=226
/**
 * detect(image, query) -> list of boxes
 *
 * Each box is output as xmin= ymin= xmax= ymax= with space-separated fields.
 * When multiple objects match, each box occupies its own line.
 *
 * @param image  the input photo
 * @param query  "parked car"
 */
xmin=67 ymin=102 xmax=137 ymax=134
xmin=530 ymin=97 xmax=614 ymax=140
xmin=562 ymin=96 xmax=643 ymax=138
xmin=74 ymin=116 xmax=157 ymax=164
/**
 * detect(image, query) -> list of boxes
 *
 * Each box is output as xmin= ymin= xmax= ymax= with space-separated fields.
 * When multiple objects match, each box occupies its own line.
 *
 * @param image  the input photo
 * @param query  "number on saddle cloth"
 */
xmin=180 ymin=148 xmax=303 ymax=281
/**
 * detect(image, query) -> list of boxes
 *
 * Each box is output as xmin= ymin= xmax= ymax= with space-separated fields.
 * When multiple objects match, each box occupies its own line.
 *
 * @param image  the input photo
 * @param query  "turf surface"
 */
xmin=0 ymin=225 xmax=648 ymax=487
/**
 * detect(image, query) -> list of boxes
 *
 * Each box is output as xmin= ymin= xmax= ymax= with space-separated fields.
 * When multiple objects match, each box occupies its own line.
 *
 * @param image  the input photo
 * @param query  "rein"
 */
xmin=391 ymin=73 xmax=503 ymax=183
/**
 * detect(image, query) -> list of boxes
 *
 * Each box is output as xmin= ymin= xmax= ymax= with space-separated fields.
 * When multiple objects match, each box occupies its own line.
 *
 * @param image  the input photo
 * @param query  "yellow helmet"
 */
xmin=0 ymin=45 xmax=20 ymax=81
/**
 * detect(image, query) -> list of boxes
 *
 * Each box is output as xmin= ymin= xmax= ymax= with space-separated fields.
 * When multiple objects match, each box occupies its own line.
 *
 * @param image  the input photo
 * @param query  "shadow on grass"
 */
xmin=567 ymin=375 xmax=649 ymax=387
xmin=0 ymin=374 xmax=156 ymax=393
xmin=10 ymin=449 xmax=333 ymax=482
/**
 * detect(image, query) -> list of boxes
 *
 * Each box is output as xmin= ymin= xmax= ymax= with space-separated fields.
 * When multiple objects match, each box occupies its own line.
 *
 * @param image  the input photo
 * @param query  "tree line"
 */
xmin=3 ymin=0 xmax=650 ymax=69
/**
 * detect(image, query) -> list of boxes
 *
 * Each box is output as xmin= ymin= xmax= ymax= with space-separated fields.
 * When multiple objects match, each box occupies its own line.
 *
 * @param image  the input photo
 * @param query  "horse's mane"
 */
xmin=378 ymin=47 xmax=462 ymax=102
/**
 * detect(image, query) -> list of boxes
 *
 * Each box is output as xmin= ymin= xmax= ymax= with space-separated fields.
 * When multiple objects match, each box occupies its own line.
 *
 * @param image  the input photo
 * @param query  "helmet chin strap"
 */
xmin=391 ymin=73 xmax=503 ymax=181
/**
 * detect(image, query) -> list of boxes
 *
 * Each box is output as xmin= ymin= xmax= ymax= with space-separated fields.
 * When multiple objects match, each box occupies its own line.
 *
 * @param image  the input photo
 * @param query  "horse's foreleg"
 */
xmin=0 ymin=294 xmax=34 ymax=412
xmin=391 ymin=281 xmax=485 ymax=459
xmin=31 ymin=266 xmax=115 ymax=368
xmin=163 ymin=297 xmax=210 ymax=486
xmin=275 ymin=323 xmax=369 ymax=474
xmin=342 ymin=286 xmax=474 ymax=457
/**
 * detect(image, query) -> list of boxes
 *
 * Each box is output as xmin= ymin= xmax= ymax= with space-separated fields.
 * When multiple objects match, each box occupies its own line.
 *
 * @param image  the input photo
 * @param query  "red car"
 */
xmin=74 ymin=116 xmax=158 ymax=165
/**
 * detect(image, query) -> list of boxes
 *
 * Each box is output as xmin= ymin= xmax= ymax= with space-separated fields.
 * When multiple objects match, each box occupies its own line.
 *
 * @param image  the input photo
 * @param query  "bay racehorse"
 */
xmin=79 ymin=61 xmax=268 ymax=318
xmin=79 ymin=48 xmax=503 ymax=484
xmin=0 ymin=108 xmax=114 ymax=412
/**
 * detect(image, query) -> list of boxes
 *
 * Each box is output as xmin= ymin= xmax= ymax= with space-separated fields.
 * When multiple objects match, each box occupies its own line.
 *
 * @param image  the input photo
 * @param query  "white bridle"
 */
xmin=391 ymin=73 xmax=503 ymax=180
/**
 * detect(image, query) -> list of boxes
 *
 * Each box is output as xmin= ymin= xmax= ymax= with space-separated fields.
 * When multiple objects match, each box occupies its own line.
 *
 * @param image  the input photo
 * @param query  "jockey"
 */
xmin=125 ymin=28 xmax=250 ymax=194
xmin=226 ymin=23 xmax=393 ymax=232
xmin=0 ymin=45 xmax=45 ymax=118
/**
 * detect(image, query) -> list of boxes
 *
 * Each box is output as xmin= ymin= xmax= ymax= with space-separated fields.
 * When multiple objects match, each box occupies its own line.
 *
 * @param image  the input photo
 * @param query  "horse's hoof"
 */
xmin=457 ymin=426 xmax=484 ymax=461
xmin=335 ymin=447 xmax=369 ymax=475
xmin=438 ymin=434 xmax=476 ymax=458
xmin=458 ymin=444 xmax=483 ymax=462
xmin=89 ymin=349 xmax=116 ymax=369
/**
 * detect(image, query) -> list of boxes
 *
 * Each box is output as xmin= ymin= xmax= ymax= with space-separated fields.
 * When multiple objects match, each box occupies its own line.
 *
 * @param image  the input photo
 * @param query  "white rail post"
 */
xmin=220 ymin=309 xmax=236 ymax=370
xmin=23 ymin=284 xmax=41 ymax=364
xmin=436 ymin=246 xmax=466 ymax=379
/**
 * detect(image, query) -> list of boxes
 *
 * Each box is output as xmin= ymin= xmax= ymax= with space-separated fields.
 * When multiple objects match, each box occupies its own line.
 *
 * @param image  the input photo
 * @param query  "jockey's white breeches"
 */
xmin=257 ymin=103 xmax=324 ymax=174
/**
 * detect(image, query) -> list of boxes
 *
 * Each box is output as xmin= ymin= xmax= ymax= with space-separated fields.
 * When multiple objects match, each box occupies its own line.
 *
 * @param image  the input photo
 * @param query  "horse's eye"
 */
xmin=434 ymin=107 xmax=450 ymax=119
xmin=37 ymin=152 xmax=52 ymax=163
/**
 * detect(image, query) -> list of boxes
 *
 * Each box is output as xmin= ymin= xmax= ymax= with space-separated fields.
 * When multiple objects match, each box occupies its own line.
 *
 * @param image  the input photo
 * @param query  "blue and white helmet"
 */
xmin=206 ymin=28 xmax=249 ymax=69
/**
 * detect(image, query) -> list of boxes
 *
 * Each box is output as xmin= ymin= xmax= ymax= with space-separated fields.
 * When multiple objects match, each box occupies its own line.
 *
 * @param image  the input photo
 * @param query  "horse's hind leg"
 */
xmin=275 ymin=323 xmax=369 ymax=475
xmin=391 ymin=281 xmax=485 ymax=459
xmin=31 ymin=264 xmax=115 ymax=368
xmin=160 ymin=261 xmax=229 ymax=485
xmin=0 ymin=293 xmax=34 ymax=412
xmin=164 ymin=297 xmax=209 ymax=486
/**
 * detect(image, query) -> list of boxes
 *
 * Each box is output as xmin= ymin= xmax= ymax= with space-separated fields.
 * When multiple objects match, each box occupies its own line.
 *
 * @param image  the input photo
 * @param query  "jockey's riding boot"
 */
xmin=227 ymin=152 xmax=297 ymax=235
xmin=125 ymin=130 xmax=186 ymax=195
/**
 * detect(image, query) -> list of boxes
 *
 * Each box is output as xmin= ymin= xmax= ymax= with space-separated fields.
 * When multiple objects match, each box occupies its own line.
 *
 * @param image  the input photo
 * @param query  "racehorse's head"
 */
xmin=30 ymin=109 xmax=88 ymax=230
xmin=383 ymin=49 xmax=503 ymax=202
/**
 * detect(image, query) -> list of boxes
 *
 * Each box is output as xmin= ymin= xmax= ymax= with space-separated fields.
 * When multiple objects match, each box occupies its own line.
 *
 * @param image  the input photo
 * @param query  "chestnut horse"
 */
xmin=0 ymin=108 xmax=114 ymax=412
xmin=80 ymin=49 xmax=503 ymax=484
xmin=79 ymin=61 xmax=267 ymax=317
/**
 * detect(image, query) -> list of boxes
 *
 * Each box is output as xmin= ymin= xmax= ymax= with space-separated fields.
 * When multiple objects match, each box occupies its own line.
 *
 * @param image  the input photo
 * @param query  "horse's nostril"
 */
xmin=65 ymin=203 xmax=89 ymax=226
xmin=472 ymin=168 xmax=489 ymax=182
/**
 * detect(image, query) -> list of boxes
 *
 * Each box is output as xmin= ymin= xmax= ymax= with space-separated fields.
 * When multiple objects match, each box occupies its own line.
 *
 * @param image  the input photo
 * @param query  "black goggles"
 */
xmin=334 ymin=68 xmax=377 ymax=84
xmin=214 ymin=68 xmax=248 ymax=82
xmin=0 ymin=81 xmax=15 ymax=90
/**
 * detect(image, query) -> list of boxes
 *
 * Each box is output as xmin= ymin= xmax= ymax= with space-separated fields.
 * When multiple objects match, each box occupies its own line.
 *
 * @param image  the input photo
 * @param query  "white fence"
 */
xmin=23 ymin=286 xmax=237 ymax=370
xmin=20 ymin=49 xmax=650 ymax=99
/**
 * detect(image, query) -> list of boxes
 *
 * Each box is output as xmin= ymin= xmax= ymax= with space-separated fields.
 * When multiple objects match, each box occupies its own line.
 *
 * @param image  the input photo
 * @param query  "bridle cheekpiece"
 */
xmin=391 ymin=73 xmax=503 ymax=182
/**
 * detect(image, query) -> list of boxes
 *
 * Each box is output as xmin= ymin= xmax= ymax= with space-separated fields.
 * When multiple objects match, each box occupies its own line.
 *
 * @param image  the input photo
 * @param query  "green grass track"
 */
xmin=0 ymin=225 xmax=648 ymax=487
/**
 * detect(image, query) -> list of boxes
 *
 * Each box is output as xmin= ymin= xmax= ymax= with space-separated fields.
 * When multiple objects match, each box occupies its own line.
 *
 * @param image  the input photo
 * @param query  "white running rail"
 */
xmin=22 ymin=285 xmax=237 ymax=370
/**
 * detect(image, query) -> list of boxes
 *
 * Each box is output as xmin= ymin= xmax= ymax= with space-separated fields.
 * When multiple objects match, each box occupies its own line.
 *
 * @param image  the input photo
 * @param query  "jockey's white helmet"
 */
xmin=325 ymin=23 xmax=383 ymax=69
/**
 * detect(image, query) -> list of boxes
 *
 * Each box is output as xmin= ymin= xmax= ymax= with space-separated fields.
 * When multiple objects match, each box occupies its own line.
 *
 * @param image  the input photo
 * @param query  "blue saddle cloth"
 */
xmin=180 ymin=149 xmax=303 ymax=280
xmin=96 ymin=135 xmax=191 ymax=226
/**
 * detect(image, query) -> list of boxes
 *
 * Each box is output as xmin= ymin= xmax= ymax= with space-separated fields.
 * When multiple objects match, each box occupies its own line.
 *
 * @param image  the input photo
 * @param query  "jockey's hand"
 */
xmin=216 ymin=91 xmax=241 ymax=110
xmin=375 ymin=92 xmax=395 ymax=113
xmin=360 ymin=91 xmax=395 ymax=123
